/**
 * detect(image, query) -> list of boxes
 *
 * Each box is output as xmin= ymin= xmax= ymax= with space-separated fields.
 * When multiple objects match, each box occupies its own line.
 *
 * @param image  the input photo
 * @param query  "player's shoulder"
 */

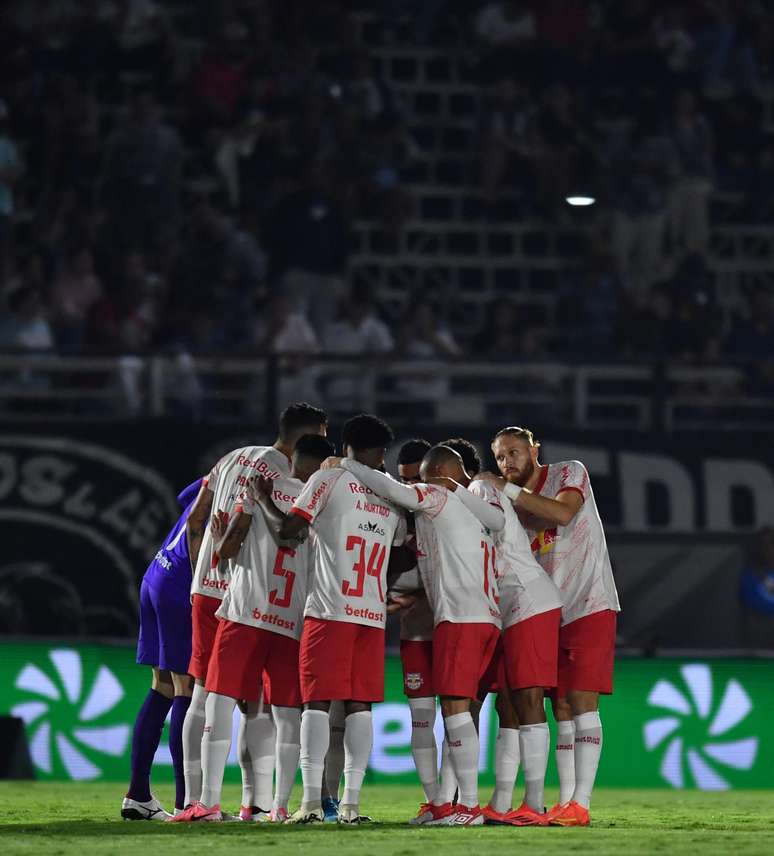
xmin=300 ymin=466 xmax=345 ymax=497
xmin=274 ymin=474 xmax=304 ymax=495
xmin=550 ymin=459 xmax=589 ymax=476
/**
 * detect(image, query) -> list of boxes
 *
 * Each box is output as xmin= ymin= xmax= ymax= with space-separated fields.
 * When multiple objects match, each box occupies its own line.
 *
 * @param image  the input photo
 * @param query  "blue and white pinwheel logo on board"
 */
xmin=10 ymin=648 xmax=130 ymax=780
xmin=644 ymin=663 xmax=758 ymax=791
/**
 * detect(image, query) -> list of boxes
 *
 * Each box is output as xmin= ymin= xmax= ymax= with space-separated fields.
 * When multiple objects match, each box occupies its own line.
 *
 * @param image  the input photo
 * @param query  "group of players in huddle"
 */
xmin=121 ymin=402 xmax=620 ymax=828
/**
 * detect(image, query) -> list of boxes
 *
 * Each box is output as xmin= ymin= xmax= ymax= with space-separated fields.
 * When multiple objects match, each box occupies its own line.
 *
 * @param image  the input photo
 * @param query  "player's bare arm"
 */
xmin=213 ymin=507 xmax=252 ymax=560
xmin=253 ymin=474 xmax=309 ymax=541
xmin=186 ymin=480 xmax=214 ymax=566
xmin=508 ymin=486 xmax=584 ymax=527
xmin=386 ymin=589 xmax=424 ymax=614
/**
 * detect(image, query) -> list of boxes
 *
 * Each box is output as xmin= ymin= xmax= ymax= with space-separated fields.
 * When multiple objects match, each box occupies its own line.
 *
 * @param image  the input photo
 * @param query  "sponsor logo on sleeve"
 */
xmin=305 ymin=481 xmax=328 ymax=513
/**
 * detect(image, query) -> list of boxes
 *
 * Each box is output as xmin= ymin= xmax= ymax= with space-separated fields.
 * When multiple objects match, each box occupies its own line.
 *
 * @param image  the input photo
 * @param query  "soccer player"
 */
xmin=179 ymin=403 xmax=328 ymax=812
xmin=491 ymin=426 xmax=620 ymax=827
xmin=390 ymin=438 xmax=459 ymax=822
xmin=175 ymin=434 xmax=335 ymax=823
xmin=122 ymin=478 xmax=202 ymax=821
xmin=332 ymin=444 xmax=505 ymax=826
xmin=254 ymin=414 xmax=407 ymax=824
xmin=445 ymin=438 xmax=563 ymax=826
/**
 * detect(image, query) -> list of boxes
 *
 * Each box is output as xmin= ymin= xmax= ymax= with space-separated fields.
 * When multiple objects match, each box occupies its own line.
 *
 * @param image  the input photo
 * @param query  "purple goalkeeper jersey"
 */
xmin=142 ymin=479 xmax=202 ymax=595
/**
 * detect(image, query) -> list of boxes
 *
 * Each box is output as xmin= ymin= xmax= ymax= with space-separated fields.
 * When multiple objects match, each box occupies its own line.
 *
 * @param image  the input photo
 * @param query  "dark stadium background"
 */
xmin=0 ymin=0 xmax=772 ymax=792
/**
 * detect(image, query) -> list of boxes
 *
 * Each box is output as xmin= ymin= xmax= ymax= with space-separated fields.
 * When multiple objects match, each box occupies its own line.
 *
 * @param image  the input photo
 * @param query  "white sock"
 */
xmin=342 ymin=710 xmax=373 ymax=807
xmin=556 ymin=720 xmax=576 ymax=805
xmin=200 ymin=692 xmax=236 ymax=808
xmin=272 ymin=705 xmax=301 ymax=811
xmin=181 ymin=683 xmax=206 ymax=806
xmin=239 ymin=705 xmax=276 ymax=811
xmin=444 ymin=711 xmax=479 ymax=809
xmin=237 ymin=712 xmax=254 ymax=808
xmin=490 ymin=727 xmax=519 ymax=813
xmin=519 ymin=722 xmax=549 ymax=812
xmin=408 ymin=697 xmax=439 ymax=803
xmin=323 ymin=701 xmax=345 ymax=800
xmin=437 ymin=738 xmax=457 ymax=805
xmin=573 ymin=711 xmax=602 ymax=809
xmin=300 ymin=709 xmax=330 ymax=809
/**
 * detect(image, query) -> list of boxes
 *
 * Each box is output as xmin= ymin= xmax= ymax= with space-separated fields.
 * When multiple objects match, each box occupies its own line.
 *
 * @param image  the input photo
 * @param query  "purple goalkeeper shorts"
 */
xmin=136 ymin=578 xmax=193 ymax=674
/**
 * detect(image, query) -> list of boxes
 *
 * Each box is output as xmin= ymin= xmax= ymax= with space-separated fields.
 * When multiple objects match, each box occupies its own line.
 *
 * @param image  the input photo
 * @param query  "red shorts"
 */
xmin=261 ymin=674 xmax=271 ymax=708
xmin=188 ymin=593 xmax=221 ymax=681
xmin=477 ymin=637 xmax=505 ymax=700
xmin=300 ymin=617 xmax=385 ymax=703
xmin=433 ymin=621 xmax=500 ymax=699
xmin=555 ymin=609 xmax=617 ymax=697
xmin=205 ymin=619 xmax=302 ymax=707
xmin=400 ymin=640 xmax=434 ymax=698
xmin=503 ymin=608 xmax=561 ymax=690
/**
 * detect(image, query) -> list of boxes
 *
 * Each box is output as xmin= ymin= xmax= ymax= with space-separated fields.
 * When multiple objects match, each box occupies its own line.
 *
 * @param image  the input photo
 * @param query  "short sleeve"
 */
xmin=291 ymin=468 xmax=339 ymax=523
xmin=206 ymin=454 xmax=225 ymax=485
xmin=413 ymin=483 xmax=447 ymax=518
xmin=468 ymin=480 xmax=504 ymax=509
xmin=555 ymin=461 xmax=588 ymax=502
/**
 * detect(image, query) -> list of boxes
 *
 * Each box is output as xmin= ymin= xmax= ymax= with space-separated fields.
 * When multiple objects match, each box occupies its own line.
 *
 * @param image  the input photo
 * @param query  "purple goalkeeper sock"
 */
xmin=169 ymin=695 xmax=191 ymax=810
xmin=127 ymin=689 xmax=172 ymax=803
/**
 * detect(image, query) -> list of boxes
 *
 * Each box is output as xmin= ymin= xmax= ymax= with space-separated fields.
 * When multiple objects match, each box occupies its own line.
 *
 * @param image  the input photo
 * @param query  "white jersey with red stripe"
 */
xmin=520 ymin=460 xmax=620 ymax=625
xmin=412 ymin=482 xmax=502 ymax=628
xmin=191 ymin=445 xmax=290 ymax=600
xmin=215 ymin=476 xmax=307 ymax=640
xmin=470 ymin=480 xmax=562 ymax=628
xmin=291 ymin=467 xmax=407 ymax=629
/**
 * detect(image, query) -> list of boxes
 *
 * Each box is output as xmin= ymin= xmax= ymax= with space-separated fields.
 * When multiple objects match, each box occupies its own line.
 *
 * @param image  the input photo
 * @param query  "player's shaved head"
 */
xmin=419 ymin=444 xmax=467 ymax=484
xmin=292 ymin=434 xmax=336 ymax=482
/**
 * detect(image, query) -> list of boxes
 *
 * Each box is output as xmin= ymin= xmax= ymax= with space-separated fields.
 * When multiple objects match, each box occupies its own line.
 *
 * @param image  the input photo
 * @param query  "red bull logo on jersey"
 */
xmin=236 ymin=455 xmax=282 ymax=480
xmin=273 ymin=488 xmax=298 ymax=505
xmin=349 ymin=482 xmax=376 ymax=496
xmin=531 ymin=527 xmax=557 ymax=555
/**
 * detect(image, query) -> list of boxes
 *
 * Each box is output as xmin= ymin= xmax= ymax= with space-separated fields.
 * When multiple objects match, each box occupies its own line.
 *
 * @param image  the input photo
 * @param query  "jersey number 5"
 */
xmin=343 ymin=535 xmax=387 ymax=600
xmin=269 ymin=547 xmax=296 ymax=608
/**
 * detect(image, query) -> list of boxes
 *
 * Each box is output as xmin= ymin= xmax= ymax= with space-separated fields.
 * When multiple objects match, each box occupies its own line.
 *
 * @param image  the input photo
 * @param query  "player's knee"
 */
xmin=440 ymin=696 xmax=468 ymax=718
xmin=151 ymin=668 xmax=174 ymax=699
xmin=552 ymin=696 xmax=573 ymax=721
xmin=304 ymin=701 xmax=331 ymax=713
xmin=513 ymin=687 xmax=544 ymax=724
xmin=567 ymin=690 xmax=599 ymax=716
xmin=345 ymin=701 xmax=371 ymax=716
xmin=171 ymin=672 xmax=194 ymax=697
xmin=496 ymin=692 xmax=519 ymax=729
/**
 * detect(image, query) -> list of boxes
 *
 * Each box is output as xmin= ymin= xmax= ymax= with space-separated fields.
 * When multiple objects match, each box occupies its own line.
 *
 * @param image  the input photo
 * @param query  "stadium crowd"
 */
xmin=0 ymin=0 xmax=772 ymax=388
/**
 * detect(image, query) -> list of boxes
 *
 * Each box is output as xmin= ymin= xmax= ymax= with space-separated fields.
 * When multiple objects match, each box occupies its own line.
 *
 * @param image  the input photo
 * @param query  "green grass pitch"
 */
xmin=2 ymin=782 xmax=774 ymax=856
